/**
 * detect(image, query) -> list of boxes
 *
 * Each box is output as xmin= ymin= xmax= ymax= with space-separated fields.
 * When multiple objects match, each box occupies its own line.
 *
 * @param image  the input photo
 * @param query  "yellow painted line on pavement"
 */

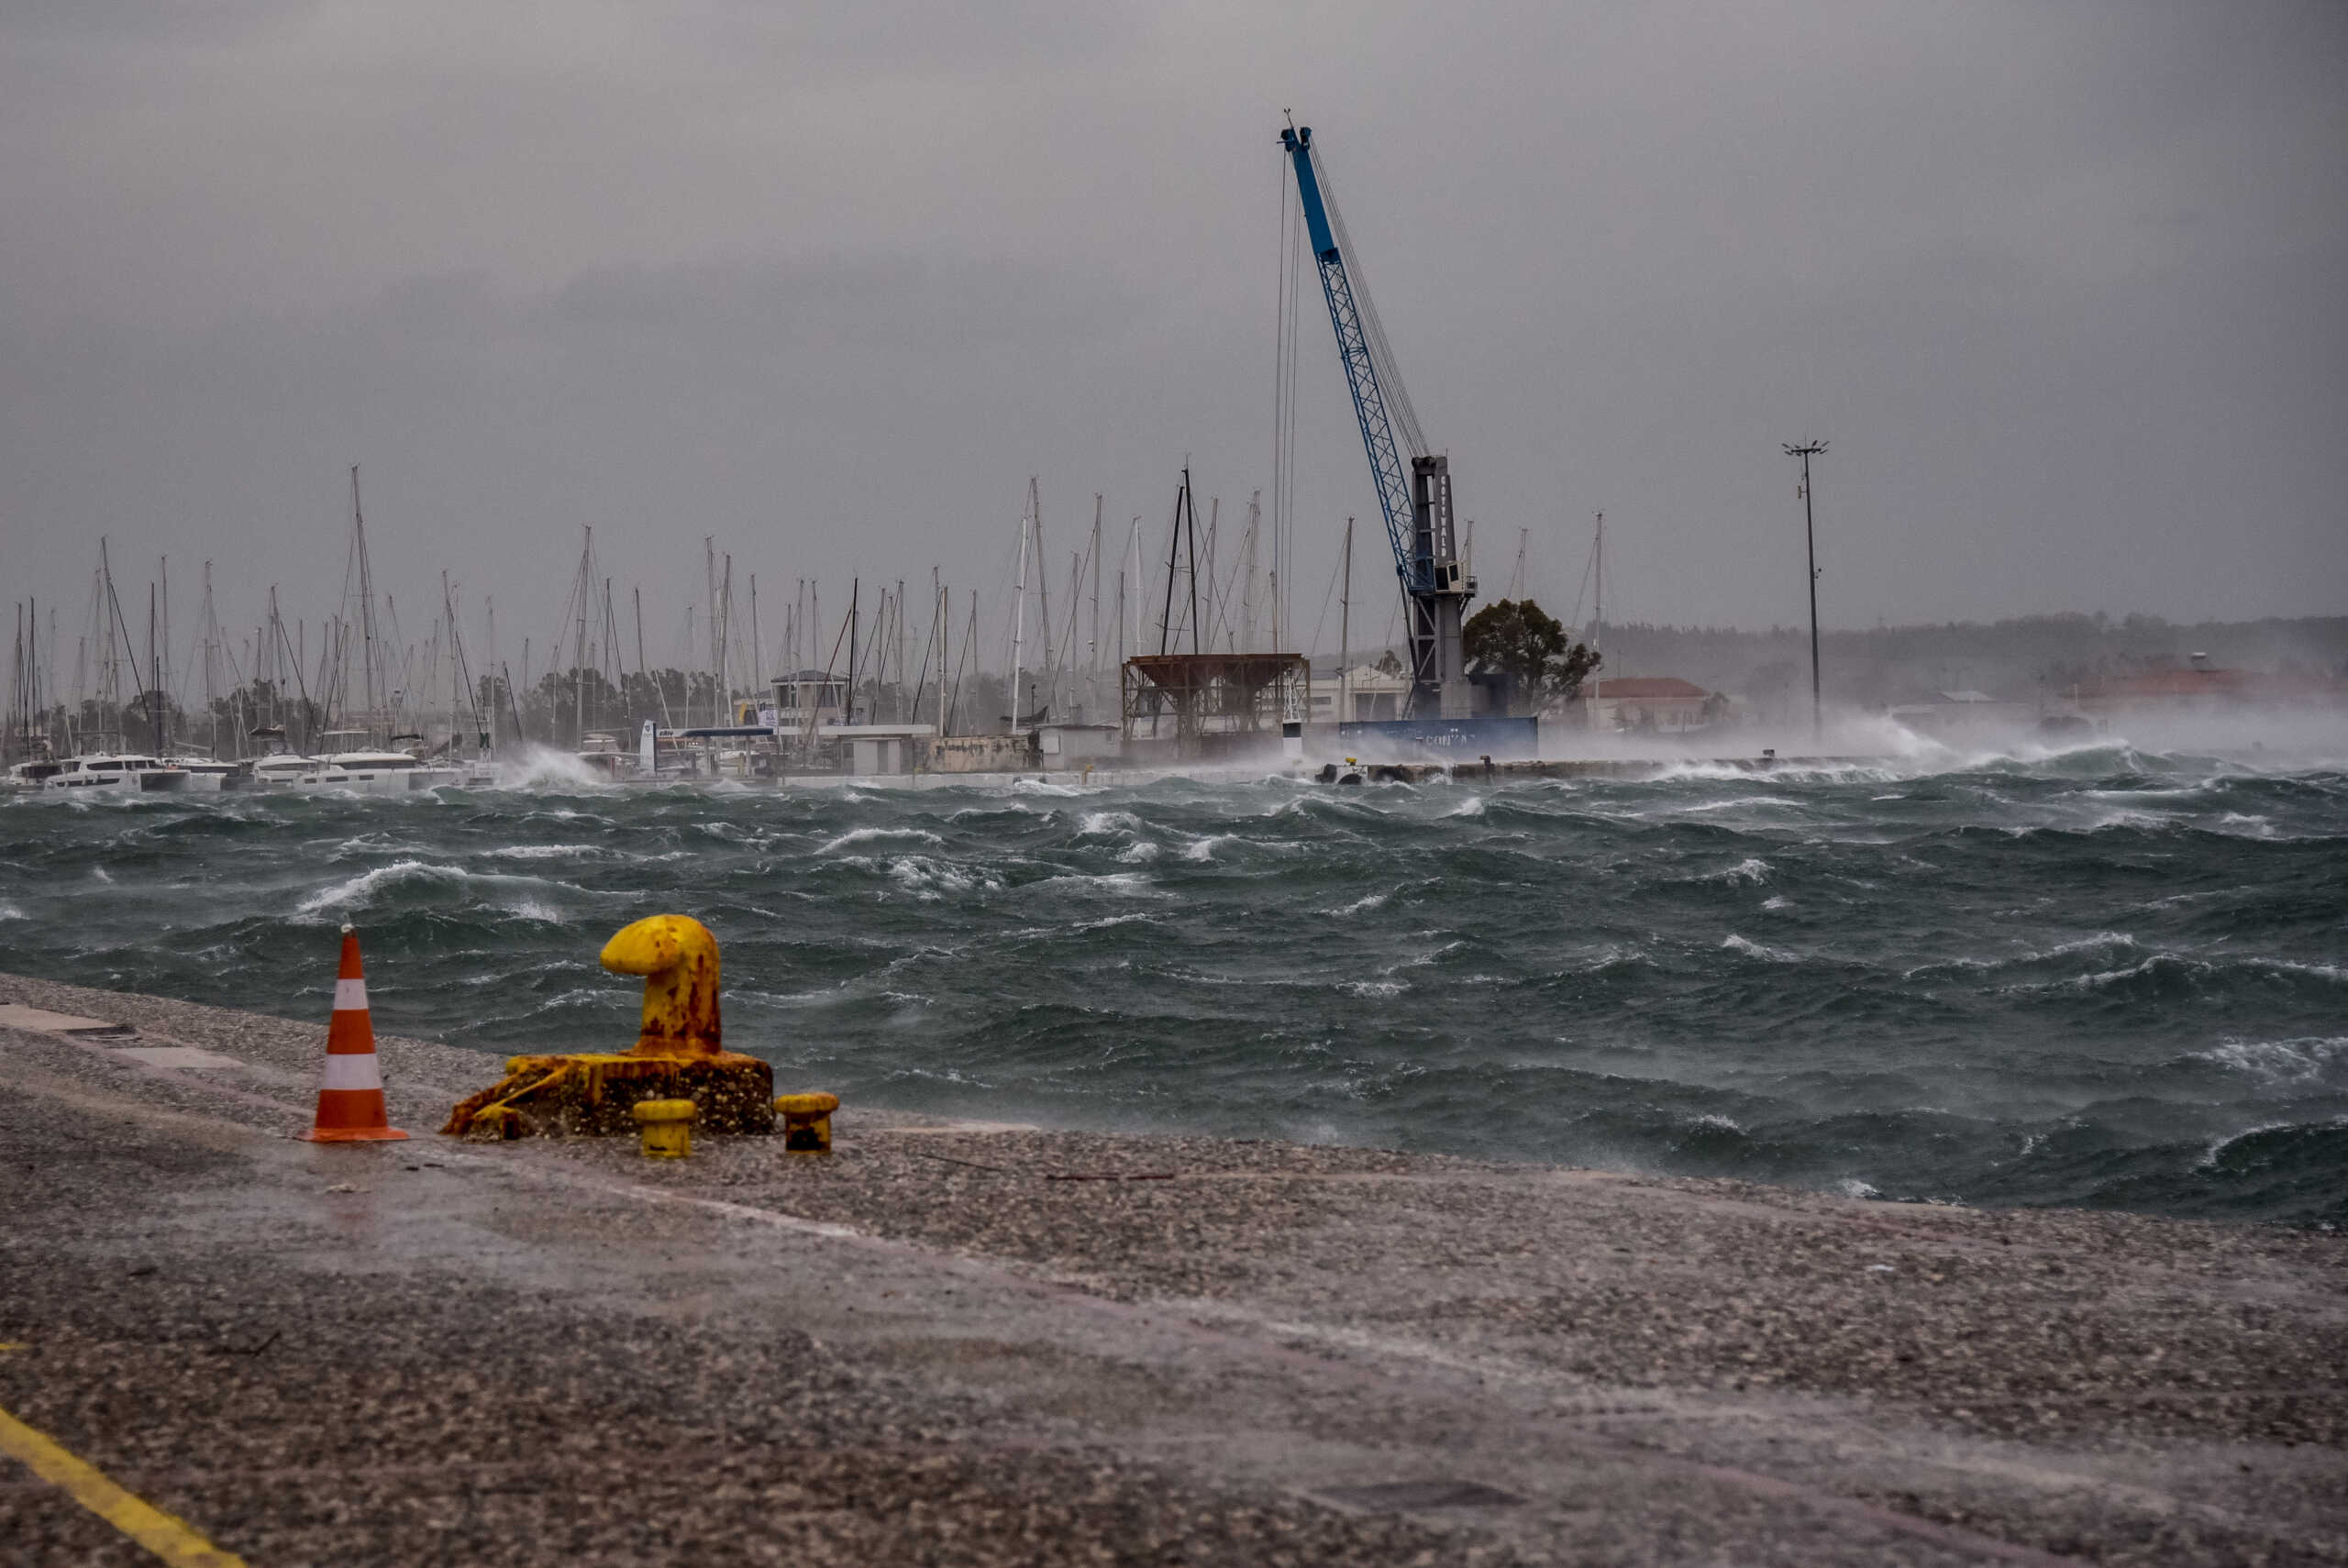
xmin=0 ymin=1402 xmax=249 ymax=1567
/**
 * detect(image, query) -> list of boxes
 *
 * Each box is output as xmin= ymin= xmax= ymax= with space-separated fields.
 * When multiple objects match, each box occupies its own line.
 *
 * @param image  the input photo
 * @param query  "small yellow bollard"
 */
xmin=632 ymin=1098 xmax=697 ymax=1159
xmin=775 ymin=1092 xmax=840 ymax=1154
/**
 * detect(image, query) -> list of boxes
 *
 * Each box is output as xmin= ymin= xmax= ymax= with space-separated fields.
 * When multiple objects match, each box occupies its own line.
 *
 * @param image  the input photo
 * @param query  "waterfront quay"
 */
xmin=3 ymin=973 xmax=2342 ymax=1565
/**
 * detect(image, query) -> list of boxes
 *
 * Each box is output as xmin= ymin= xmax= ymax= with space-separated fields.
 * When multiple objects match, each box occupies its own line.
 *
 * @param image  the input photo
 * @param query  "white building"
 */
xmin=1307 ymin=663 xmax=1412 ymax=723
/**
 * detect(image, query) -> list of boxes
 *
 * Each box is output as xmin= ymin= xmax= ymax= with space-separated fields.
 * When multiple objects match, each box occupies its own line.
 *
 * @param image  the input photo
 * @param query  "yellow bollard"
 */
xmin=775 ymin=1092 xmax=840 ymax=1154
xmin=444 ymin=916 xmax=774 ymax=1140
xmin=600 ymin=914 xmax=724 ymax=1058
xmin=632 ymin=1099 xmax=697 ymax=1159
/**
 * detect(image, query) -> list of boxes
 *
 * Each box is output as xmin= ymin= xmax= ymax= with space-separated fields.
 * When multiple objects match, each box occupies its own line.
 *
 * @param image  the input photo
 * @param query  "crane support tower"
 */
xmin=1279 ymin=123 xmax=1475 ymax=720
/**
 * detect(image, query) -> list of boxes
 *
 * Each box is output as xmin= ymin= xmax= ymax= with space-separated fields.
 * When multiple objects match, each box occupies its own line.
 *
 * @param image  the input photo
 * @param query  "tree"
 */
xmin=1462 ymin=598 xmax=1601 ymax=710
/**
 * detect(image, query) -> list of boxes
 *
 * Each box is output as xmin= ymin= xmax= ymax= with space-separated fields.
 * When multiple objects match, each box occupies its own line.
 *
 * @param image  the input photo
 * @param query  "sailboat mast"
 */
xmin=148 ymin=584 xmax=162 ymax=756
xmin=1010 ymin=491 xmax=1032 ymax=727
xmin=703 ymin=537 xmax=720 ymax=729
xmin=1029 ymin=478 xmax=1052 ymax=718
xmin=199 ymin=562 xmax=219 ymax=758
xmin=574 ymin=526 xmax=591 ymax=746
xmin=1592 ymin=512 xmax=1603 ymax=660
xmin=158 ymin=557 xmax=172 ymax=748
xmin=1244 ymin=491 xmax=1261 ymax=654
xmin=351 ymin=465 xmax=381 ymax=739
xmin=854 ymin=580 xmax=873 ymax=727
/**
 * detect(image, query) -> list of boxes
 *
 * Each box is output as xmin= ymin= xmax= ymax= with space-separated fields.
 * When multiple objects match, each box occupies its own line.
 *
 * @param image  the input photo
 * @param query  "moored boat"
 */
xmin=40 ymin=754 xmax=191 ymax=792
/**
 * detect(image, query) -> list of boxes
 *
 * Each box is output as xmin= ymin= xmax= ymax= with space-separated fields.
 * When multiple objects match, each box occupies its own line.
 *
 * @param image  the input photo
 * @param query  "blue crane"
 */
xmin=1279 ymin=123 xmax=1475 ymax=720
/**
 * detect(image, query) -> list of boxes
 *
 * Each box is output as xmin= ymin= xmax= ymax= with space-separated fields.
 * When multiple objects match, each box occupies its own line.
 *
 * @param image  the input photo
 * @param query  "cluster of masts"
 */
xmin=4 ymin=462 xmax=1317 ymax=772
xmin=6 ymin=469 xmax=498 ymax=767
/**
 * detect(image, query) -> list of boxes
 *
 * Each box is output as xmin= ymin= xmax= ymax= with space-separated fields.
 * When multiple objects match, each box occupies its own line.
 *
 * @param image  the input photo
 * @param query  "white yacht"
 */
xmin=247 ymin=730 xmax=456 ymax=794
xmin=40 ymin=754 xmax=191 ymax=792
xmin=4 ymin=758 xmax=67 ymax=793
xmin=305 ymin=748 xmax=463 ymax=793
xmin=162 ymin=756 xmax=250 ymax=792
xmin=249 ymin=754 xmax=308 ymax=788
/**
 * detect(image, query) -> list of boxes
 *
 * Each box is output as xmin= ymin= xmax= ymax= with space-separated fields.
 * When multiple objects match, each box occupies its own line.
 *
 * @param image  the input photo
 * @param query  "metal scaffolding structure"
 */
xmin=1121 ymin=653 xmax=1307 ymax=755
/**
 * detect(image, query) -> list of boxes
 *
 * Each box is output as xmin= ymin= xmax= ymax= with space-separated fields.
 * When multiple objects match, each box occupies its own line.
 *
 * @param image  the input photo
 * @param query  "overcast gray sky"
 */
xmin=4 ymin=1 xmax=2343 ymax=679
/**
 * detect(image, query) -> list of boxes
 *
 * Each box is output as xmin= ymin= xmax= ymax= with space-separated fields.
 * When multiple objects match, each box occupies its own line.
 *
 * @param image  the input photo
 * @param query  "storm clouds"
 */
xmin=4 ymin=2 xmax=2342 ymax=662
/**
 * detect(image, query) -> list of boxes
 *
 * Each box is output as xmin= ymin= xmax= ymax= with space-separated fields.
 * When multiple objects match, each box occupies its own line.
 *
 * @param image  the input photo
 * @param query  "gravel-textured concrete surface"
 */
xmin=3 ymin=971 xmax=2344 ymax=1566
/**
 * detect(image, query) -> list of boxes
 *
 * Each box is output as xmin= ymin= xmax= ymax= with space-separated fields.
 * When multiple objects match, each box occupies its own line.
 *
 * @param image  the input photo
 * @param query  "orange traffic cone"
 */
xmin=302 ymin=923 xmax=409 ymax=1143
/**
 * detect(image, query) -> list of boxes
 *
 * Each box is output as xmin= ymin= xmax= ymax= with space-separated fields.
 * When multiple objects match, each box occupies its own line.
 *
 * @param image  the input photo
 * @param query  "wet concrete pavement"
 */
xmin=3 ymin=972 xmax=2344 ymax=1565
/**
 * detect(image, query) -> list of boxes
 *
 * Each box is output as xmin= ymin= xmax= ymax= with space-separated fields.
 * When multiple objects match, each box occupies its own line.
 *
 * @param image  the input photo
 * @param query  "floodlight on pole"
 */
xmin=1783 ymin=440 xmax=1828 ymax=739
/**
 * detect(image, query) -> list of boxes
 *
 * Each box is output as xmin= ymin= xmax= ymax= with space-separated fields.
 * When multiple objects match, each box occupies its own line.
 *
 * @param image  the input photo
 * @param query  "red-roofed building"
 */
xmin=1584 ymin=676 xmax=1718 ymax=734
xmin=2074 ymin=657 xmax=2348 ymax=718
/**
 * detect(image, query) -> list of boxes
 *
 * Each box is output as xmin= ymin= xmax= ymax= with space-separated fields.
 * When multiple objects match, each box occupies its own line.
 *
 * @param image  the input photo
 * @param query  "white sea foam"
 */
xmin=1722 ymin=933 xmax=1803 ymax=963
xmin=481 ymin=844 xmax=599 ymax=861
xmin=2038 ymin=932 xmax=2140 ymax=960
xmin=1181 ymin=834 xmax=1230 ymax=862
xmin=1068 ymin=911 xmax=1159 ymax=934
xmin=1761 ymin=894 xmax=1793 ymax=911
xmin=0 ymin=903 xmax=23 ymax=921
xmin=1445 ymin=795 xmax=1485 ymax=818
xmin=292 ymin=857 xmax=603 ymax=922
xmin=819 ymin=825 xmax=946 ymax=855
xmin=2067 ymin=953 xmax=2345 ymax=993
xmin=1007 ymin=778 xmax=1083 ymax=796
xmin=2197 ymin=1036 xmax=2348 ymax=1087
xmin=1077 ymin=811 xmax=1143 ymax=838
xmin=1667 ymin=794 xmax=1806 ymax=815
xmin=294 ymin=858 xmax=461 ymax=917
xmin=493 ymin=745 xmax=617 ymax=791
xmin=2195 ymin=1121 xmax=2295 ymax=1171
xmin=1835 ymin=1177 xmax=1882 ymax=1199
xmin=1323 ymin=890 xmax=1390 ymax=916
xmin=885 ymin=856 xmax=991 ymax=899
xmin=1114 ymin=840 xmax=1161 ymax=864
xmin=1908 ymin=931 xmax=2137 ymax=979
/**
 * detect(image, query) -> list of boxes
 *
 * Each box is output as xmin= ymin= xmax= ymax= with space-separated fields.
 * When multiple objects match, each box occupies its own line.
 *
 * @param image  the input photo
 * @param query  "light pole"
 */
xmin=1783 ymin=440 xmax=1827 ymax=739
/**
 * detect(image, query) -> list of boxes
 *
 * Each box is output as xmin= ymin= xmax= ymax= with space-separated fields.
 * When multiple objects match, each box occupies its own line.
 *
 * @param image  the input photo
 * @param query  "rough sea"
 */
xmin=5 ymin=743 xmax=2343 ymax=1226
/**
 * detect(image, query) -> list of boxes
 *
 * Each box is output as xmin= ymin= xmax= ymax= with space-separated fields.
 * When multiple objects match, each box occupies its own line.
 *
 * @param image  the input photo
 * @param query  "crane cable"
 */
xmin=1310 ymin=143 xmax=1429 ymax=464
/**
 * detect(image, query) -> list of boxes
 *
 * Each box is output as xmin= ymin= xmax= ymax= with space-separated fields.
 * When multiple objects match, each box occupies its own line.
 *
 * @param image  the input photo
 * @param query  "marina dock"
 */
xmin=4 ymin=972 xmax=2343 ymax=1565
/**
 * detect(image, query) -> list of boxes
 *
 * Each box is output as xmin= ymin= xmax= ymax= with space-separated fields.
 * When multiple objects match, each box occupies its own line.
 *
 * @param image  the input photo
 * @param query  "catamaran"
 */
xmin=40 ymin=753 xmax=190 ymax=792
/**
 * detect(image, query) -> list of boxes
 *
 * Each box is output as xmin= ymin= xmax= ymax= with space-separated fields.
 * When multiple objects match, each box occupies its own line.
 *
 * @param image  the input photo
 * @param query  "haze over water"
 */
xmin=5 ymin=742 xmax=2344 ymax=1227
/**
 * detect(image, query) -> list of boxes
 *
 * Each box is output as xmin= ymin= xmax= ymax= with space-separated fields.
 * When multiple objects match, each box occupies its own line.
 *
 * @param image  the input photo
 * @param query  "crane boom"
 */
xmin=1280 ymin=123 xmax=1474 ymax=720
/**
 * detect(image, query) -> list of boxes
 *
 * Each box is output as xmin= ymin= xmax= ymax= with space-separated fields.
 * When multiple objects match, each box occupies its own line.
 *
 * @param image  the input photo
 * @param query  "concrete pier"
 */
xmin=4 ymin=972 xmax=2343 ymax=1565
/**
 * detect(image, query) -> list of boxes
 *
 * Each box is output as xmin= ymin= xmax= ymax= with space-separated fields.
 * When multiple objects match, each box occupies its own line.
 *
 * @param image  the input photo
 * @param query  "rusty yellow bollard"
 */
xmin=776 ymin=1092 xmax=840 ymax=1154
xmin=600 ymin=913 xmax=723 ymax=1058
xmin=632 ymin=1098 xmax=697 ymax=1158
xmin=443 ymin=915 xmax=774 ymax=1140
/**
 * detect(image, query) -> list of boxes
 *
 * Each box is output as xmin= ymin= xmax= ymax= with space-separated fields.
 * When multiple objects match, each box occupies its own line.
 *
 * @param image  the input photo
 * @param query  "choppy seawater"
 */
xmin=4 ymin=745 xmax=2344 ymax=1225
